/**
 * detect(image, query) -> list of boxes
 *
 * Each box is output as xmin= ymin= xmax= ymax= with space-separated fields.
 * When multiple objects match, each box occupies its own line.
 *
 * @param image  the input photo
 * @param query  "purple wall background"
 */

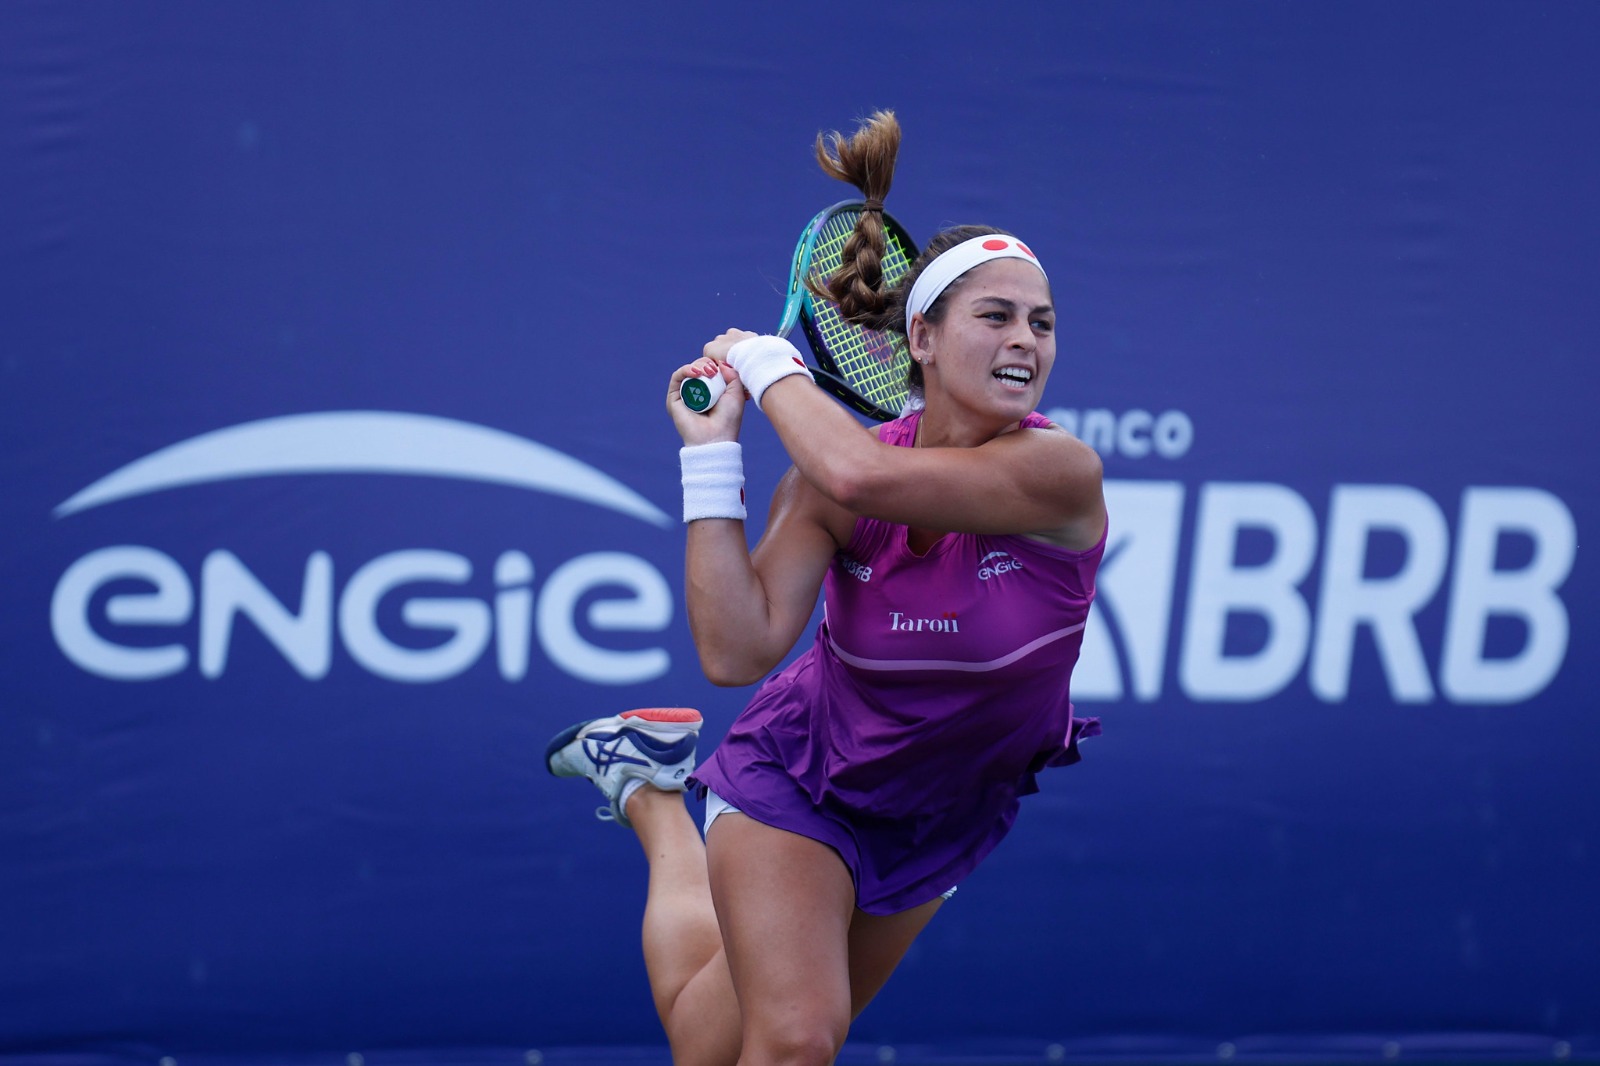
xmin=2 ymin=2 xmax=1595 ymax=1061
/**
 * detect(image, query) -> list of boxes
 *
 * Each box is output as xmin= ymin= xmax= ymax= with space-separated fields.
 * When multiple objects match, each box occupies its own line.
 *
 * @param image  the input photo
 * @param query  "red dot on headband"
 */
xmin=1017 ymin=242 xmax=1035 ymax=258
xmin=981 ymin=239 xmax=1009 ymax=251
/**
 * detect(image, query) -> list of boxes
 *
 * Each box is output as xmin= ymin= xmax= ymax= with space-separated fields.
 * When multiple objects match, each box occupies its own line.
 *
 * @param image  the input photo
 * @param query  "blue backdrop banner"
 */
xmin=2 ymin=1 xmax=1595 ymax=1061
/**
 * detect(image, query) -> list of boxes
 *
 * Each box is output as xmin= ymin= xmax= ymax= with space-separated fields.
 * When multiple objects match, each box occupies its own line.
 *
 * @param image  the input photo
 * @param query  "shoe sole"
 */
xmin=622 ymin=707 xmax=702 ymax=725
xmin=543 ymin=707 xmax=702 ymax=776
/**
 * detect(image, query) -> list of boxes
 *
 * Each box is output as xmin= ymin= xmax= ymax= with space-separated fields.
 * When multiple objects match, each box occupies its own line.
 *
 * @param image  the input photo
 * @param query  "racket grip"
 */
xmin=679 ymin=372 xmax=727 ymax=414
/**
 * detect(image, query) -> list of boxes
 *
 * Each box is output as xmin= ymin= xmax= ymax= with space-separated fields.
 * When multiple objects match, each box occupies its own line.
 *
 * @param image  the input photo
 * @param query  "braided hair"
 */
xmin=811 ymin=112 xmax=1015 ymax=393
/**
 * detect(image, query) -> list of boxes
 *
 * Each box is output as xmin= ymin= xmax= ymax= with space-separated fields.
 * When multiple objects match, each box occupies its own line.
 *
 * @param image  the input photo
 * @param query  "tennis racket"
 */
xmin=682 ymin=199 xmax=919 ymax=422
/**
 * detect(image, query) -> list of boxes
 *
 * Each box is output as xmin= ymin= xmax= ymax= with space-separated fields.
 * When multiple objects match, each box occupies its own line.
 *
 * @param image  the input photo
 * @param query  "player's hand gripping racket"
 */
xmin=680 ymin=200 xmax=919 ymax=422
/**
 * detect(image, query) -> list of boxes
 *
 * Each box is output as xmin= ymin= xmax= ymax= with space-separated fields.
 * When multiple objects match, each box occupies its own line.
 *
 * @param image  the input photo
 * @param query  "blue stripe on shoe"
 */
xmin=543 ymin=719 xmax=592 ymax=775
xmin=623 ymin=729 xmax=698 ymax=764
xmin=580 ymin=728 xmax=695 ymax=769
xmin=583 ymin=732 xmax=653 ymax=770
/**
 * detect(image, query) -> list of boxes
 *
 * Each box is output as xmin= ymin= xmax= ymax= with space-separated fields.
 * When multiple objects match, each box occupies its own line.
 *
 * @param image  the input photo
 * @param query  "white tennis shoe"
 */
xmin=544 ymin=707 xmax=703 ymax=827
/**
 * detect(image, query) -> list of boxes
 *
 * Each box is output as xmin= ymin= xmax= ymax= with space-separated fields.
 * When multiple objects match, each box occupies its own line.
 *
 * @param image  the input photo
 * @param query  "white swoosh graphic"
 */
xmin=827 ymin=622 xmax=1085 ymax=673
xmin=54 ymin=410 xmax=672 ymax=528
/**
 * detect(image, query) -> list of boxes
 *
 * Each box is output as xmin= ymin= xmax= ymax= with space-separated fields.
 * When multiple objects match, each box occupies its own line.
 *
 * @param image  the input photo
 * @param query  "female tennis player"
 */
xmin=547 ymin=112 xmax=1106 ymax=1066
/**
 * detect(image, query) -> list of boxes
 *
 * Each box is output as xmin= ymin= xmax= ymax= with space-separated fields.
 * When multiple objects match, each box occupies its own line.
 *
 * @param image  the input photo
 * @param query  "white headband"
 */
xmin=904 ymin=235 xmax=1047 ymax=332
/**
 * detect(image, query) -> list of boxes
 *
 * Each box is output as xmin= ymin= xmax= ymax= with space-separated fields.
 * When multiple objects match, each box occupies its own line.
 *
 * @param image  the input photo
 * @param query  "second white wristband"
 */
xmin=726 ymin=335 xmax=814 ymax=410
xmin=680 ymin=441 xmax=746 ymax=522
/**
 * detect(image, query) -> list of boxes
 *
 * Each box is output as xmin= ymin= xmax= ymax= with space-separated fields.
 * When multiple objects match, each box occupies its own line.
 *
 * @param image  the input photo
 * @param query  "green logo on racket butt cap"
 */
xmin=680 ymin=373 xmax=727 ymax=414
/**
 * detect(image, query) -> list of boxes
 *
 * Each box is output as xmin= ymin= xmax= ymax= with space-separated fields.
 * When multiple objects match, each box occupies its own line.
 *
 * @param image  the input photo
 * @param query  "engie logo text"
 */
xmin=49 ymin=411 xmax=676 ymax=686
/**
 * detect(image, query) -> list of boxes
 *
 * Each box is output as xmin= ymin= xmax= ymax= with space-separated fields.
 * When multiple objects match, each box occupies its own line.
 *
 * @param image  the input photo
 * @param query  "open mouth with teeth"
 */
xmin=994 ymin=368 xmax=1033 ymax=390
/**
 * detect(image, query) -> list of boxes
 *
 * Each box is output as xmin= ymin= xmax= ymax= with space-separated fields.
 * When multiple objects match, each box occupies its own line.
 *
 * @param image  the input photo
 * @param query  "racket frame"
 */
xmin=777 ymin=200 xmax=918 ymax=423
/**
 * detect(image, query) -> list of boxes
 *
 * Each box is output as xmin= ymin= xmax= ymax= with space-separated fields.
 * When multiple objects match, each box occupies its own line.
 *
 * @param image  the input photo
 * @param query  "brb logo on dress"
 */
xmin=49 ymin=411 xmax=676 ymax=686
xmin=839 ymin=556 xmax=873 ymax=583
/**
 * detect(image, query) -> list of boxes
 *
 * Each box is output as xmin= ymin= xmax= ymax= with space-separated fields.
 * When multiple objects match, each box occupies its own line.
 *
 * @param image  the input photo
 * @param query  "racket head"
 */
xmin=775 ymin=205 xmax=832 ymax=337
xmin=786 ymin=201 xmax=919 ymax=422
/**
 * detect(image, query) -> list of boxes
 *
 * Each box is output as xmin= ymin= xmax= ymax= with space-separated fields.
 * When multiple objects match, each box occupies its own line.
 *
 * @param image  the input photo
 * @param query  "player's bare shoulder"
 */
xmin=1037 ymin=415 xmax=1102 ymax=468
xmin=1020 ymin=418 xmax=1106 ymax=551
xmin=772 ymin=464 xmax=858 ymax=550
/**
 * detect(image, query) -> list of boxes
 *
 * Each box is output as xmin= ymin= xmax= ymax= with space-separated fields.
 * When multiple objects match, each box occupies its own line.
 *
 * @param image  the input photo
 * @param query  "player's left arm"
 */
xmin=762 ymin=379 xmax=1104 ymax=549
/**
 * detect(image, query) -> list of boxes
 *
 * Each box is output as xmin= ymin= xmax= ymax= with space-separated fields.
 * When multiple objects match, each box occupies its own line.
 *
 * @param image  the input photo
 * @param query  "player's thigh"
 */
xmin=847 ymin=895 xmax=943 ymax=1018
xmin=705 ymin=813 xmax=856 ymax=1021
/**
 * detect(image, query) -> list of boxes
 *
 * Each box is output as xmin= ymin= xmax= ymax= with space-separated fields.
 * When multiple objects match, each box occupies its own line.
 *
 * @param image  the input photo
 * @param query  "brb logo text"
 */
xmin=1078 ymin=481 xmax=1575 ymax=705
xmin=50 ymin=412 xmax=674 ymax=685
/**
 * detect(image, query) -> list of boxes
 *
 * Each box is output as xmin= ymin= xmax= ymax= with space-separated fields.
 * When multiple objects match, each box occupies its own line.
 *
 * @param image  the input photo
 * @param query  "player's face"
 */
xmin=924 ymin=258 xmax=1056 ymax=420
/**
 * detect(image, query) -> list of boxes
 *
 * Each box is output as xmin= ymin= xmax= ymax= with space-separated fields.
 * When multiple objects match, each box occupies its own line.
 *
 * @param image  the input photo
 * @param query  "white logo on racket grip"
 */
xmin=978 ymin=551 xmax=1024 ymax=581
xmin=839 ymin=556 xmax=873 ymax=583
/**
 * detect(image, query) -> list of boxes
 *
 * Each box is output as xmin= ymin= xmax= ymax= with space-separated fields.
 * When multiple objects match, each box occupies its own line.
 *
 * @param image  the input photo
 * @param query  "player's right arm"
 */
xmin=669 ymin=356 xmax=850 ymax=687
xmin=687 ymin=466 xmax=846 ymax=686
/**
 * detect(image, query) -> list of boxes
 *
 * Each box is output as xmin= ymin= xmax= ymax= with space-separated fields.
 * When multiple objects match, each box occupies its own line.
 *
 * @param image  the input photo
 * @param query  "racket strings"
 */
xmin=807 ymin=209 xmax=916 ymax=410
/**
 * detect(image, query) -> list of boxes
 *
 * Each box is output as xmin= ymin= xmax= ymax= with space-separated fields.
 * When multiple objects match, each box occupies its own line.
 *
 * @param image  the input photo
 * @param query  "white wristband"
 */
xmin=680 ymin=441 xmax=746 ymax=522
xmin=726 ymin=335 xmax=814 ymax=410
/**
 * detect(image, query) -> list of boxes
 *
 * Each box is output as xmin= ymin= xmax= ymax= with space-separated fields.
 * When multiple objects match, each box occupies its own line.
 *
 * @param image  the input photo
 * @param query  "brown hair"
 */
xmin=812 ymin=110 xmax=901 ymax=318
xmin=812 ymin=112 xmax=1021 ymax=392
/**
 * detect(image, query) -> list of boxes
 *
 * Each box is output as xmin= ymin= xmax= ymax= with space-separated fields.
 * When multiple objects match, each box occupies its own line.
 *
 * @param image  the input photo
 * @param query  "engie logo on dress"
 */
xmin=49 ymin=411 xmax=676 ymax=686
xmin=978 ymin=551 xmax=1023 ymax=581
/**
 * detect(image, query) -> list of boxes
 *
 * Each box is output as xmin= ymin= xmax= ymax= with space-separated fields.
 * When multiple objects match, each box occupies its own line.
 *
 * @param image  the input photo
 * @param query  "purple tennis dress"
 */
xmin=691 ymin=410 xmax=1104 ymax=914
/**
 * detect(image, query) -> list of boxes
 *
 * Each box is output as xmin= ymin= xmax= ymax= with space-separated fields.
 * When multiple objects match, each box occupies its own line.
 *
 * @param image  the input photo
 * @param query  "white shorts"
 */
xmin=703 ymin=789 xmax=958 ymax=901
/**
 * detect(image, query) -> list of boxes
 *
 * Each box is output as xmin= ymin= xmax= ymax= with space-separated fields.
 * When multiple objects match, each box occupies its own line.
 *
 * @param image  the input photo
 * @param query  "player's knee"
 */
xmin=664 ymin=1020 xmax=740 ymax=1066
xmin=744 ymin=1011 xmax=847 ymax=1066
